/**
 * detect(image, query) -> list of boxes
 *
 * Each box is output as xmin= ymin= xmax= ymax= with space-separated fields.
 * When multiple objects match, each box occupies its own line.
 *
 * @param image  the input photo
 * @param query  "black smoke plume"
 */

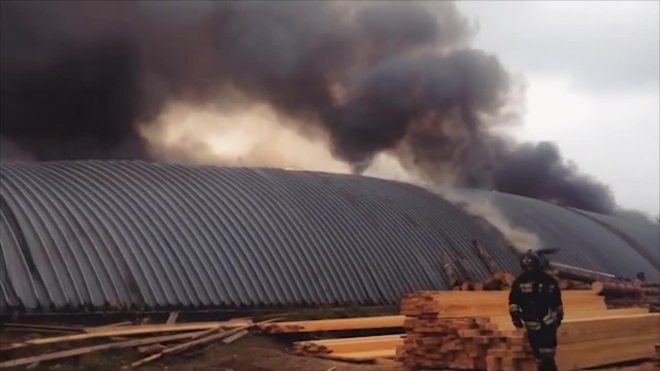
xmin=0 ymin=0 xmax=616 ymax=214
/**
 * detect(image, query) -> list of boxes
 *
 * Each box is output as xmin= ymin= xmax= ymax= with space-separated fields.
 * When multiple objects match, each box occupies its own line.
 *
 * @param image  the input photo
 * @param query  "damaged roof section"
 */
xmin=457 ymin=189 xmax=659 ymax=281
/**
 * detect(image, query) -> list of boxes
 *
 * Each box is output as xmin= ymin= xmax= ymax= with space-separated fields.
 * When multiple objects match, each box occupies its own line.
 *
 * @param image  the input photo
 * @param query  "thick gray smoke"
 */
xmin=0 ymin=0 xmax=616 ymax=214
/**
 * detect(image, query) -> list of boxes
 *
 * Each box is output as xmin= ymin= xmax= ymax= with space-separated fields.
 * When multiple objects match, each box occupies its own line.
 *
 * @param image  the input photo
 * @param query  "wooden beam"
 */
xmin=124 ymin=318 xmax=278 ymax=370
xmin=550 ymin=262 xmax=616 ymax=283
xmin=321 ymin=349 xmax=396 ymax=363
xmin=471 ymin=239 xmax=500 ymax=275
xmin=3 ymin=323 xmax=83 ymax=332
xmin=222 ymin=329 xmax=249 ymax=344
xmin=0 ymin=331 xmax=203 ymax=369
xmin=165 ymin=312 xmax=179 ymax=325
xmin=592 ymin=281 xmax=660 ymax=296
xmin=84 ymin=321 xmax=132 ymax=332
xmin=4 ymin=321 xmax=251 ymax=350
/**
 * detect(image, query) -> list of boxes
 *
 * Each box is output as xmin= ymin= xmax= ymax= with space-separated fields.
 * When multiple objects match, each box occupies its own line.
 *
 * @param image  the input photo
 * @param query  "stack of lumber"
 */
xmin=592 ymin=281 xmax=660 ymax=296
xmin=258 ymin=315 xmax=403 ymax=334
xmin=398 ymin=316 xmax=504 ymax=369
xmin=486 ymin=313 xmax=660 ymax=371
xmin=654 ymin=343 xmax=660 ymax=367
xmin=400 ymin=290 xmax=608 ymax=318
xmin=0 ymin=316 xmax=268 ymax=370
xmin=291 ymin=335 xmax=400 ymax=363
xmin=397 ymin=290 xmax=659 ymax=371
xmin=592 ymin=281 xmax=660 ymax=312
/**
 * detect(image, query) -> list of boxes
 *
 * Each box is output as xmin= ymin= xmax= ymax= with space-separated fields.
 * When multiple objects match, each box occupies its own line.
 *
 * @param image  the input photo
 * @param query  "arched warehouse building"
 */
xmin=1 ymin=161 xmax=658 ymax=313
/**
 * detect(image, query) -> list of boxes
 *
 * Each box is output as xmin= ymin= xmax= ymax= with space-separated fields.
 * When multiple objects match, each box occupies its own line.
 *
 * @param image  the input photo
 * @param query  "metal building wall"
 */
xmin=0 ymin=161 xmax=517 ymax=312
xmin=458 ymin=190 xmax=659 ymax=281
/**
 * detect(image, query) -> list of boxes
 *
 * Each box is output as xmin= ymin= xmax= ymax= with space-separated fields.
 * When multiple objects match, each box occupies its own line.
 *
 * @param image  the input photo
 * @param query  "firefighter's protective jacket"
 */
xmin=508 ymin=271 xmax=564 ymax=330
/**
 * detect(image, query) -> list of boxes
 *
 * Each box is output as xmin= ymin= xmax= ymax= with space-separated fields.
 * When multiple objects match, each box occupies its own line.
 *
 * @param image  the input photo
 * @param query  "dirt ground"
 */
xmin=143 ymin=335 xmax=397 ymax=371
xmin=3 ymin=317 xmax=658 ymax=371
xmin=12 ymin=334 xmax=659 ymax=371
xmin=8 ymin=334 xmax=397 ymax=371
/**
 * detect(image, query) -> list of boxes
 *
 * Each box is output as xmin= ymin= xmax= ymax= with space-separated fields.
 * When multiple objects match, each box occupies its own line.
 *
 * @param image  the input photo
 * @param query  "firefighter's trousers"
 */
xmin=527 ymin=325 xmax=558 ymax=371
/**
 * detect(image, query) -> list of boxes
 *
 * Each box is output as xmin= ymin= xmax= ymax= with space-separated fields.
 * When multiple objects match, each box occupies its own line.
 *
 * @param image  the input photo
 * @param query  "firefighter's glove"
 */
xmin=512 ymin=318 xmax=524 ymax=329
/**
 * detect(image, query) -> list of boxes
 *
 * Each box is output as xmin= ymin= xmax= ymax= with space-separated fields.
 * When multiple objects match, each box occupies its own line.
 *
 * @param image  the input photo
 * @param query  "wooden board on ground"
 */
xmin=0 ymin=331 xmax=205 ymax=369
xmin=4 ymin=321 xmax=253 ymax=350
xmin=321 ymin=349 xmax=396 ymax=363
xmin=124 ymin=318 xmax=278 ymax=370
xmin=292 ymin=335 xmax=402 ymax=356
xmin=166 ymin=312 xmax=179 ymax=325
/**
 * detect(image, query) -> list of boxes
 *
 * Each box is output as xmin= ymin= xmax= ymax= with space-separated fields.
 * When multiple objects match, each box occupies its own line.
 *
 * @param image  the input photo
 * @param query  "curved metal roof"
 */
xmin=568 ymin=208 xmax=659 ymax=271
xmin=0 ymin=161 xmax=517 ymax=312
xmin=459 ymin=190 xmax=659 ymax=281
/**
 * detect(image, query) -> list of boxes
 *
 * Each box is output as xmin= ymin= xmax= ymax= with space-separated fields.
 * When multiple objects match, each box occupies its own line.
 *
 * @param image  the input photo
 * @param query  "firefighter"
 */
xmin=509 ymin=250 xmax=564 ymax=371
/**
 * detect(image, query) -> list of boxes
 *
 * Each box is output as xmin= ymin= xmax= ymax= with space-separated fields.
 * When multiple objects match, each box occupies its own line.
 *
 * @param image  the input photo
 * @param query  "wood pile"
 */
xmin=591 ymin=280 xmax=660 ymax=313
xmin=0 ymin=315 xmax=273 ymax=370
xmin=400 ymin=290 xmax=608 ymax=318
xmin=291 ymin=334 xmax=401 ymax=364
xmin=397 ymin=316 xmax=515 ymax=370
xmin=396 ymin=290 xmax=660 ymax=371
xmin=478 ymin=313 xmax=660 ymax=371
xmin=592 ymin=281 xmax=660 ymax=296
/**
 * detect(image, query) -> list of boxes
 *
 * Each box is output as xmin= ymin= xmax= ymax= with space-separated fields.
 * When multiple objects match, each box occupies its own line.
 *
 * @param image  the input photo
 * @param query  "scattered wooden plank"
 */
xmin=166 ymin=312 xmax=179 ymax=325
xmin=84 ymin=321 xmax=132 ymax=332
xmin=3 ymin=327 xmax=80 ymax=335
xmin=0 ymin=331 xmax=204 ymax=369
xmin=321 ymin=349 xmax=396 ymax=363
xmin=125 ymin=318 xmax=278 ymax=370
xmin=125 ymin=329 xmax=244 ymax=369
xmin=4 ymin=321 xmax=250 ymax=350
xmin=137 ymin=344 xmax=167 ymax=355
xmin=4 ymin=323 xmax=83 ymax=333
xmin=189 ymin=325 xmax=223 ymax=341
xmin=222 ymin=329 xmax=249 ymax=344
xmin=292 ymin=335 xmax=403 ymax=356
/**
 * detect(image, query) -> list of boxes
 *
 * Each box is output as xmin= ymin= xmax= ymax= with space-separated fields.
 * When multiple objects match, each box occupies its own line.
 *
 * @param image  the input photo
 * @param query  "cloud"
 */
xmin=458 ymin=1 xmax=660 ymax=94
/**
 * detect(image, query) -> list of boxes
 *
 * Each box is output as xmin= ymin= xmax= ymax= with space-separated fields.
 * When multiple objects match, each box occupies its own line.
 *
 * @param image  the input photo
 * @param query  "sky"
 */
xmin=457 ymin=1 xmax=660 ymax=216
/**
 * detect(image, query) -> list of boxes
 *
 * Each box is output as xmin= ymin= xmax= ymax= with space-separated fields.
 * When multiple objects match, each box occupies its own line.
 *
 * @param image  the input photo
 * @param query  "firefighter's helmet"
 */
xmin=520 ymin=249 xmax=541 ymax=272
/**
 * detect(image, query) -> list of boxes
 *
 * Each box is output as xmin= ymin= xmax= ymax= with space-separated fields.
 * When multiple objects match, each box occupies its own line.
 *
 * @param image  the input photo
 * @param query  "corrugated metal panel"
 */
xmin=568 ymin=208 xmax=659 ymax=271
xmin=0 ymin=161 xmax=516 ymax=312
xmin=460 ymin=190 xmax=659 ymax=280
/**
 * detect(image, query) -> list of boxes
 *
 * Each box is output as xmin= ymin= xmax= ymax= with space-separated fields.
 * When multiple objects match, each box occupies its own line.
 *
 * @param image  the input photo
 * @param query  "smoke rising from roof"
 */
xmin=0 ymin=0 xmax=616 ymax=214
